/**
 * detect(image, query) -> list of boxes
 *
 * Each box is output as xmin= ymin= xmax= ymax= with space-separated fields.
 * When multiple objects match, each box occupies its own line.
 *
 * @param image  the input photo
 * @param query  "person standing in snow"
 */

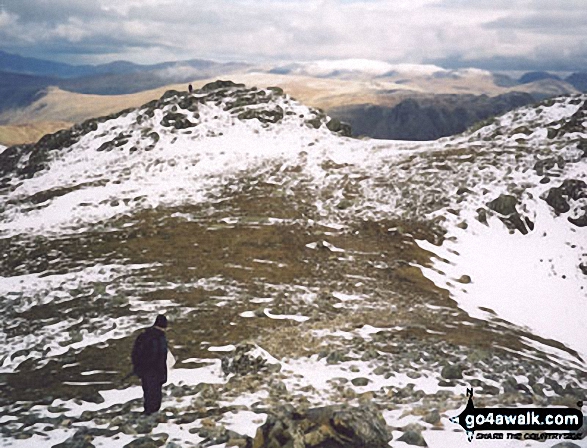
xmin=131 ymin=314 xmax=168 ymax=415
xmin=188 ymin=84 xmax=193 ymax=93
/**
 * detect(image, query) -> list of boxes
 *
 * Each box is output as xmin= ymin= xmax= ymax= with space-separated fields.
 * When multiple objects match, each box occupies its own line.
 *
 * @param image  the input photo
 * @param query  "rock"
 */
xmin=326 ymin=118 xmax=352 ymax=137
xmin=160 ymin=112 xmax=196 ymax=129
xmin=227 ymin=438 xmax=250 ymax=448
xmin=53 ymin=428 xmax=119 ymax=448
xmin=201 ymin=80 xmax=245 ymax=92
xmin=306 ymin=117 xmax=323 ymax=129
xmin=486 ymin=194 xmax=531 ymax=234
xmin=398 ymin=430 xmax=427 ymax=447
xmin=457 ymin=275 xmax=471 ymax=284
xmin=481 ymin=385 xmax=500 ymax=395
xmin=568 ymin=210 xmax=587 ymax=227
xmin=373 ymin=366 xmax=386 ymax=376
xmin=165 ymin=443 xmax=183 ymax=448
xmin=253 ymin=404 xmax=391 ymax=448
xmin=440 ymin=364 xmax=463 ymax=380
xmin=423 ymin=409 xmax=441 ymax=425
xmin=237 ymin=106 xmax=284 ymax=124
xmin=544 ymin=179 xmax=587 ymax=215
xmin=123 ymin=436 xmax=163 ymax=448
xmin=502 ymin=377 xmax=519 ymax=394
xmin=550 ymin=444 xmax=582 ymax=448
xmin=487 ymin=194 xmax=518 ymax=216
xmin=135 ymin=417 xmax=158 ymax=434
xmin=544 ymin=378 xmax=564 ymax=395
xmin=221 ymin=343 xmax=279 ymax=376
xmin=476 ymin=208 xmax=488 ymax=225
xmin=351 ymin=377 xmax=370 ymax=387
xmin=456 ymin=187 xmax=471 ymax=195
xmin=326 ymin=350 xmax=349 ymax=365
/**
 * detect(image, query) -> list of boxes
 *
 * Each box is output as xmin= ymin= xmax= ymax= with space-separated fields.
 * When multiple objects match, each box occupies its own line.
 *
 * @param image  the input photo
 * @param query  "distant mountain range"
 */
xmin=0 ymin=50 xmax=249 ymax=101
xmin=1 ymin=49 xmax=586 ymax=144
xmin=0 ymin=49 xmax=243 ymax=79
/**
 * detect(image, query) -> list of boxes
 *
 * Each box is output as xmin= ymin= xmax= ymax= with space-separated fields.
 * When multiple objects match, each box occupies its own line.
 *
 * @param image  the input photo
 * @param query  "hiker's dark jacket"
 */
xmin=132 ymin=327 xmax=168 ymax=383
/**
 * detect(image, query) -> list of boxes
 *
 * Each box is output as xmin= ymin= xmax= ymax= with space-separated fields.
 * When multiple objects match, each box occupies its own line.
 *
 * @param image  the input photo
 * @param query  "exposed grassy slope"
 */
xmin=0 ymin=121 xmax=73 ymax=146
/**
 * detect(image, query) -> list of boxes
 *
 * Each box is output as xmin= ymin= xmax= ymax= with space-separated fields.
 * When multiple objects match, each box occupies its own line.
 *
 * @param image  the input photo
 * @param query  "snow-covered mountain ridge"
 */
xmin=0 ymin=83 xmax=586 ymax=447
xmin=0 ymin=80 xmax=351 ymax=237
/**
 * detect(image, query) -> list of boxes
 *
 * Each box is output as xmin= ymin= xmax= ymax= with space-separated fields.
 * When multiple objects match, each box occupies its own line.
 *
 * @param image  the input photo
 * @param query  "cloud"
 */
xmin=0 ymin=0 xmax=585 ymax=71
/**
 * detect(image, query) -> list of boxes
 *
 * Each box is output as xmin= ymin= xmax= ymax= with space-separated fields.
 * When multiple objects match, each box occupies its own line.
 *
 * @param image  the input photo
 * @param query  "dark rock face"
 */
xmin=328 ymin=92 xmax=535 ymax=141
xmin=252 ymin=404 xmax=391 ymax=448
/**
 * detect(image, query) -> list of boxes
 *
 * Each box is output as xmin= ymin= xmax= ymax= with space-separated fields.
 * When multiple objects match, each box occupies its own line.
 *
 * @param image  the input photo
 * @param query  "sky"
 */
xmin=0 ymin=0 xmax=586 ymax=71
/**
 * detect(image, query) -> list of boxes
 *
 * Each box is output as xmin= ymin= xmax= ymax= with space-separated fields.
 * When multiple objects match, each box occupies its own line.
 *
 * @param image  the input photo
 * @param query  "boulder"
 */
xmin=544 ymin=179 xmax=587 ymax=215
xmin=398 ymin=430 xmax=427 ymax=447
xmin=423 ymin=409 xmax=440 ymax=425
xmin=252 ymin=404 xmax=391 ymax=448
xmin=486 ymin=194 xmax=531 ymax=234
xmin=237 ymin=106 xmax=284 ymax=124
xmin=487 ymin=194 xmax=518 ymax=216
xmin=440 ymin=364 xmax=463 ymax=380
xmin=221 ymin=343 xmax=280 ymax=376
xmin=123 ymin=437 xmax=164 ymax=448
xmin=326 ymin=118 xmax=352 ymax=137
xmin=53 ymin=428 xmax=119 ymax=448
xmin=568 ymin=210 xmax=587 ymax=227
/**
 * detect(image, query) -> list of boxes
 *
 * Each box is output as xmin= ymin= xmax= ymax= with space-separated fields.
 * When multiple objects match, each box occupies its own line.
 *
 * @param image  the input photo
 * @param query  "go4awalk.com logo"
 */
xmin=450 ymin=388 xmax=584 ymax=442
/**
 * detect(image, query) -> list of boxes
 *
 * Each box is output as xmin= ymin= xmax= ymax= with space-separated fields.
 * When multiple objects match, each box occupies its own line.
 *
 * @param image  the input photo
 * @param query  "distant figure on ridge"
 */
xmin=131 ymin=314 xmax=168 ymax=415
xmin=188 ymin=84 xmax=193 ymax=93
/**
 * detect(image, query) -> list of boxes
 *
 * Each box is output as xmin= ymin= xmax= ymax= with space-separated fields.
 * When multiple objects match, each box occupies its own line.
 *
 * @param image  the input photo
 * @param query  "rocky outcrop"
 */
xmin=0 ymin=80 xmax=351 ymax=186
xmin=486 ymin=194 xmax=533 ymax=235
xmin=543 ymin=179 xmax=587 ymax=227
xmin=252 ymin=404 xmax=391 ymax=448
xmin=221 ymin=343 xmax=281 ymax=376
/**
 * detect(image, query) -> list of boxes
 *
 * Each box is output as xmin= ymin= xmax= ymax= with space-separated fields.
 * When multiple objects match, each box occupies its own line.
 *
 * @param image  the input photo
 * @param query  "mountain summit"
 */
xmin=0 ymin=80 xmax=351 ymax=236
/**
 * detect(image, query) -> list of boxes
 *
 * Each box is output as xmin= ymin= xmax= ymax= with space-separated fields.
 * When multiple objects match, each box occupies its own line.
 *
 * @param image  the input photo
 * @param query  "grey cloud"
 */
xmin=2 ymin=0 xmax=114 ymax=25
xmin=0 ymin=0 xmax=586 ymax=71
xmin=484 ymin=11 xmax=587 ymax=34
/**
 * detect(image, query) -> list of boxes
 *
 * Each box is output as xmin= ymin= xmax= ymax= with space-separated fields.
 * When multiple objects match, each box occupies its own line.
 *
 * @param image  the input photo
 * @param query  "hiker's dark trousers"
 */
xmin=141 ymin=374 xmax=163 ymax=414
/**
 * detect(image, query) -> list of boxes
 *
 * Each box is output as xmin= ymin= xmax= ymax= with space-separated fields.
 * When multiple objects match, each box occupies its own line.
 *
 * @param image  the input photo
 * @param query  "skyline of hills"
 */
xmin=1 ymin=49 xmax=586 ymax=146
